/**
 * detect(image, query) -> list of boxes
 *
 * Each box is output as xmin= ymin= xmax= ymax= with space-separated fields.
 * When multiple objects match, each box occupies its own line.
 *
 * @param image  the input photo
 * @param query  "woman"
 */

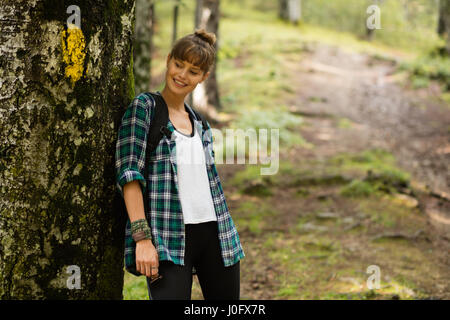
xmin=115 ymin=29 xmax=245 ymax=300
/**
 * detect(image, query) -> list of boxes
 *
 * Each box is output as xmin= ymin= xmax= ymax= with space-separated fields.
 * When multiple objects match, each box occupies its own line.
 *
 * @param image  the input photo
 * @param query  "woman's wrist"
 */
xmin=131 ymin=218 xmax=152 ymax=242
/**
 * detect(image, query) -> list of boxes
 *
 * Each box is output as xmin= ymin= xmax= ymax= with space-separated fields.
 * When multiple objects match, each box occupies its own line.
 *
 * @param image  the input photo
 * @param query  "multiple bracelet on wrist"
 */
xmin=131 ymin=219 xmax=152 ymax=243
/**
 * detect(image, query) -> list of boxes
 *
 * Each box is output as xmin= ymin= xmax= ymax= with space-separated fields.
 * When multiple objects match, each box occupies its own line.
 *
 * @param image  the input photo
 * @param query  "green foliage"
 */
xmin=232 ymin=108 xmax=305 ymax=148
xmin=329 ymin=149 xmax=410 ymax=181
xmin=295 ymin=0 xmax=440 ymax=52
xmin=123 ymin=271 xmax=149 ymax=300
xmin=230 ymin=165 xmax=277 ymax=197
xmin=327 ymin=149 xmax=410 ymax=197
xmin=232 ymin=200 xmax=276 ymax=235
xmin=340 ymin=180 xmax=376 ymax=198
xmin=399 ymin=48 xmax=450 ymax=91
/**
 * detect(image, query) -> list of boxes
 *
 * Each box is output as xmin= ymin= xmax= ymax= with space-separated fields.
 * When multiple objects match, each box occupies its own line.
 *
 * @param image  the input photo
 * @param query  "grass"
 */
xmin=260 ymin=192 xmax=432 ymax=299
xmin=232 ymin=200 xmax=276 ymax=235
xmin=123 ymin=271 xmax=149 ymax=300
xmin=328 ymin=149 xmax=410 ymax=182
xmin=398 ymin=47 xmax=450 ymax=91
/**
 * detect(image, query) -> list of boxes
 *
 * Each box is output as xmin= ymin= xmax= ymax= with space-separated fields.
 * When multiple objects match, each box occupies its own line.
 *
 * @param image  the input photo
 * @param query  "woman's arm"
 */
xmin=115 ymin=94 xmax=159 ymax=278
xmin=123 ymin=180 xmax=159 ymax=278
xmin=123 ymin=180 xmax=146 ymax=222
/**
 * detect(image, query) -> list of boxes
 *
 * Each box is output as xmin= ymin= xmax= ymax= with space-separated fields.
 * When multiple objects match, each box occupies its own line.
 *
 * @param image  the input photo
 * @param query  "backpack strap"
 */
xmin=145 ymin=91 xmax=209 ymax=156
xmin=141 ymin=92 xmax=170 ymax=216
xmin=189 ymin=107 xmax=209 ymax=132
xmin=146 ymin=92 xmax=171 ymax=155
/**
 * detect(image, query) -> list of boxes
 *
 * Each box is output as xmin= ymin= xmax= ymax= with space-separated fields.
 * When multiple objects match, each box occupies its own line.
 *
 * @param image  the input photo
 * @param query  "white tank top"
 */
xmin=172 ymin=126 xmax=217 ymax=224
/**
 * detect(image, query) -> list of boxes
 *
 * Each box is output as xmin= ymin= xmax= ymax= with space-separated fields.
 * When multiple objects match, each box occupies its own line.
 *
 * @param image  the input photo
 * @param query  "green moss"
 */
xmin=230 ymin=165 xmax=276 ymax=197
xmin=326 ymin=149 xmax=410 ymax=195
xmin=96 ymin=245 xmax=124 ymax=299
xmin=340 ymin=180 xmax=376 ymax=197
xmin=233 ymin=200 xmax=276 ymax=235
xmin=127 ymin=53 xmax=135 ymax=101
xmin=105 ymin=0 xmax=124 ymax=35
xmin=337 ymin=118 xmax=353 ymax=129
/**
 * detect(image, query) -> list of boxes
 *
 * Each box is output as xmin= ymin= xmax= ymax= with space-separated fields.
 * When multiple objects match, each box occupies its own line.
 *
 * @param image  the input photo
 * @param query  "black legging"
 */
xmin=146 ymin=221 xmax=240 ymax=300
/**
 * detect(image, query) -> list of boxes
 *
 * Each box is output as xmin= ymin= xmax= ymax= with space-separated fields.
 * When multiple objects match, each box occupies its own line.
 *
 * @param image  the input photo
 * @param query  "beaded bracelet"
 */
xmin=132 ymin=229 xmax=152 ymax=242
xmin=131 ymin=219 xmax=152 ymax=242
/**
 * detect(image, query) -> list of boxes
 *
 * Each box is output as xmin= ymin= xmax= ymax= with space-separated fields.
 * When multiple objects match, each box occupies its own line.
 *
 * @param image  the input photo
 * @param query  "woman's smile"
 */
xmin=173 ymin=78 xmax=187 ymax=87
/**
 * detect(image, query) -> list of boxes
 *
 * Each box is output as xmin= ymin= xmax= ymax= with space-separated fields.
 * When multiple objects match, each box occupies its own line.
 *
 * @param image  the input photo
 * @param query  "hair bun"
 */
xmin=194 ymin=29 xmax=216 ymax=46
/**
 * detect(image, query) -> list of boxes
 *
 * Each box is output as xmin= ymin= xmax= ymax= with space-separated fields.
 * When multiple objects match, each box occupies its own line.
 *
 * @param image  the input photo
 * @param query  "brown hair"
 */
xmin=169 ymin=28 xmax=217 ymax=75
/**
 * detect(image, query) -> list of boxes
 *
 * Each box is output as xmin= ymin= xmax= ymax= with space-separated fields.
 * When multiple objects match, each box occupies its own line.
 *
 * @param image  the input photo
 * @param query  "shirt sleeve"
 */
xmin=115 ymin=94 xmax=152 ymax=198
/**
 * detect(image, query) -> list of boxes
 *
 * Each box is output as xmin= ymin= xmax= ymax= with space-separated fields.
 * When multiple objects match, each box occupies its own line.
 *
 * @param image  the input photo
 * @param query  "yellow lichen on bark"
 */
xmin=61 ymin=24 xmax=86 ymax=87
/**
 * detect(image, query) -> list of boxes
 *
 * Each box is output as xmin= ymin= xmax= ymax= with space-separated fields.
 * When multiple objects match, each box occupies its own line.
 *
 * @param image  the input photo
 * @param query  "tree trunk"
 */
xmin=173 ymin=0 xmax=180 ymax=45
xmin=0 ymin=0 xmax=135 ymax=299
xmin=279 ymin=0 xmax=301 ymax=25
xmin=438 ymin=0 xmax=450 ymax=55
xmin=192 ymin=0 xmax=221 ymax=124
xmin=134 ymin=0 xmax=155 ymax=94
xmin=279 ymin=0 xmax=288 ymax=20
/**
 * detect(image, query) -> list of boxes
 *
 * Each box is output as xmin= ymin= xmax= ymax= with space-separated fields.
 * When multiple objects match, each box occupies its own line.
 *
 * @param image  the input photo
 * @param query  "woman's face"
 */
xmin=165 ymin=54 xmax=209 ymax=95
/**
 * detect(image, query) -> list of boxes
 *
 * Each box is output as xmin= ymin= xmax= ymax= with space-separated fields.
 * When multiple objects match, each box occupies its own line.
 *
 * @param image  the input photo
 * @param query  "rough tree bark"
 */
xmin=192 ymin=0 xmax=221 ymax=124
xmin=134 ymin=0 xmax=155 ymax=94
xmin=0 ymin=0 xmax=135 ymax=299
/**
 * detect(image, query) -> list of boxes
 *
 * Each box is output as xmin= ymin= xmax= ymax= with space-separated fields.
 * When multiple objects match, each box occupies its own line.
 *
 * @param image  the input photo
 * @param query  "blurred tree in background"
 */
xmin=192 ymin=0 xmax=222 ymax=123
xmin=279 ymin=0 xmax=302 ymax=25
xmin=134 ymin=0 xmax=155 ymax=93
xmin=438 ymin=0 xmax=450 ymax=54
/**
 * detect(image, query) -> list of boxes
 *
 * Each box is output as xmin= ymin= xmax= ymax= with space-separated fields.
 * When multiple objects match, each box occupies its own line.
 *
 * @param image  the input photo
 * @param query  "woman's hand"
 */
xmin=135 ymin=239 xmax=159 ymax=277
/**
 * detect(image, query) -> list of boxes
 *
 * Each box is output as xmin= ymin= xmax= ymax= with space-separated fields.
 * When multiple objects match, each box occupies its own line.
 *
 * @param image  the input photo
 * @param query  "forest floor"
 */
xmin=124 ymin=22 xmax=449 ymax=300
xmin=193 ymin=40 xmax=450 ymax=300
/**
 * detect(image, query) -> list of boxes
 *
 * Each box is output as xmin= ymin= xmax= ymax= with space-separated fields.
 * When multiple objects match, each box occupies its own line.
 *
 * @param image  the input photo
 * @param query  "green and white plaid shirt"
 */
xmin=115 ymin=92 xmax=245 ymax=268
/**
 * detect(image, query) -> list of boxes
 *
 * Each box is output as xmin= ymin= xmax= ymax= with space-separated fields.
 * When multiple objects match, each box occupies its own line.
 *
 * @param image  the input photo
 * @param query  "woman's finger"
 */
xmin=150 ymin=264 xmax=158 ymax=278
xmin=136 ymin=261 xmax=142 ymax=275
xmin=143 ymin=263 xmax=150 ymax=277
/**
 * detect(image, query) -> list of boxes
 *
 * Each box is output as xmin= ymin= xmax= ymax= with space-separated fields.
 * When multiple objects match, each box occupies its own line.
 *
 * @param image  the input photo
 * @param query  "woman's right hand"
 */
xmin=135 ymin=239 xmax=159 ymax=277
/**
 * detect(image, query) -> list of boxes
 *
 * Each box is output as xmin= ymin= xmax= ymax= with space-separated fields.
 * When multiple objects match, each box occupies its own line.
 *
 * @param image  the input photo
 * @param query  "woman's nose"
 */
xmin=179 ymin=68 xmax=188 ymax=78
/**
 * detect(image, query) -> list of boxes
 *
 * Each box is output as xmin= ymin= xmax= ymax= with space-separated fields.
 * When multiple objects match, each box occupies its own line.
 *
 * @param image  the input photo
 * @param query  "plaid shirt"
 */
xmin=115 ymin=92 xmax=245 ymax=269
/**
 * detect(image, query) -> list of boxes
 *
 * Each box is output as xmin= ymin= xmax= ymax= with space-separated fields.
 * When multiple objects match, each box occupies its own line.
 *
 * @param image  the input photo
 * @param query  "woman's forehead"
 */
xmin=173 ymin=57 xmax=201 ymax=69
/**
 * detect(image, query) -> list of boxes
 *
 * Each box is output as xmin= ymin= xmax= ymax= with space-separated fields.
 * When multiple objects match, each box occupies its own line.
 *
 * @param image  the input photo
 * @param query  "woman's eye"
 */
xmin=190 ymin=71 xmax=198 ymax=75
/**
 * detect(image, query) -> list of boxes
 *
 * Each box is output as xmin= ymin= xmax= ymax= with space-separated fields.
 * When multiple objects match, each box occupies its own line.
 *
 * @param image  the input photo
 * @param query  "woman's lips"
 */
xmin=173 ymin=78 xmax=186 ymax=87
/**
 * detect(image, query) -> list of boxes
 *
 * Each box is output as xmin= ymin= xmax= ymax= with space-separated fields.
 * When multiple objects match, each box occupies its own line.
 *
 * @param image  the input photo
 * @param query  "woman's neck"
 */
xmin=160 ymin=86 xmax=186 ymax=113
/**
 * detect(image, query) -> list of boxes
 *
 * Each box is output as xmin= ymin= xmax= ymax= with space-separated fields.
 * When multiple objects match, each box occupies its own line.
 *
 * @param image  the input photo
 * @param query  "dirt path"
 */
xmin=212 ymin=42 xmax=450 ymax=300
xmin=290 ymin=43 xmax=449 ymax=194
xmin=286 ymin=43 xmax=450 ymax=238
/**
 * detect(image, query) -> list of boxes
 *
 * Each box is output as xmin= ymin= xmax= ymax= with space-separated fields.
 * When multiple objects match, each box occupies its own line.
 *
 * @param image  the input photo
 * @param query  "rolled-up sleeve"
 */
xmin=115 ymin=95 xmax=151 ymax=198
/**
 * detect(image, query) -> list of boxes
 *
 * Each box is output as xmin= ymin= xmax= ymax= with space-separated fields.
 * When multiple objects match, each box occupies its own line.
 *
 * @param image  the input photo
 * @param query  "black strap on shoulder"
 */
xmin=141 ymin=92 xmax=170 ymax=215
xmin=190 ymin=108 xmax=209 ymax=132
xmin=147 ymin=92 xmax=171 ymax=155
xmin=145 ymin=91 xmax=209 ymax=160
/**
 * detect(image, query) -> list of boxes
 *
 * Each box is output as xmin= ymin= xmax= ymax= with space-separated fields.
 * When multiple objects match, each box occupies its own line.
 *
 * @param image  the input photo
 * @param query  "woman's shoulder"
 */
xmin=133 ymin=91 xmax=157 ymax=109
xmin=129 ymin=92 xmax=160 ymax=120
